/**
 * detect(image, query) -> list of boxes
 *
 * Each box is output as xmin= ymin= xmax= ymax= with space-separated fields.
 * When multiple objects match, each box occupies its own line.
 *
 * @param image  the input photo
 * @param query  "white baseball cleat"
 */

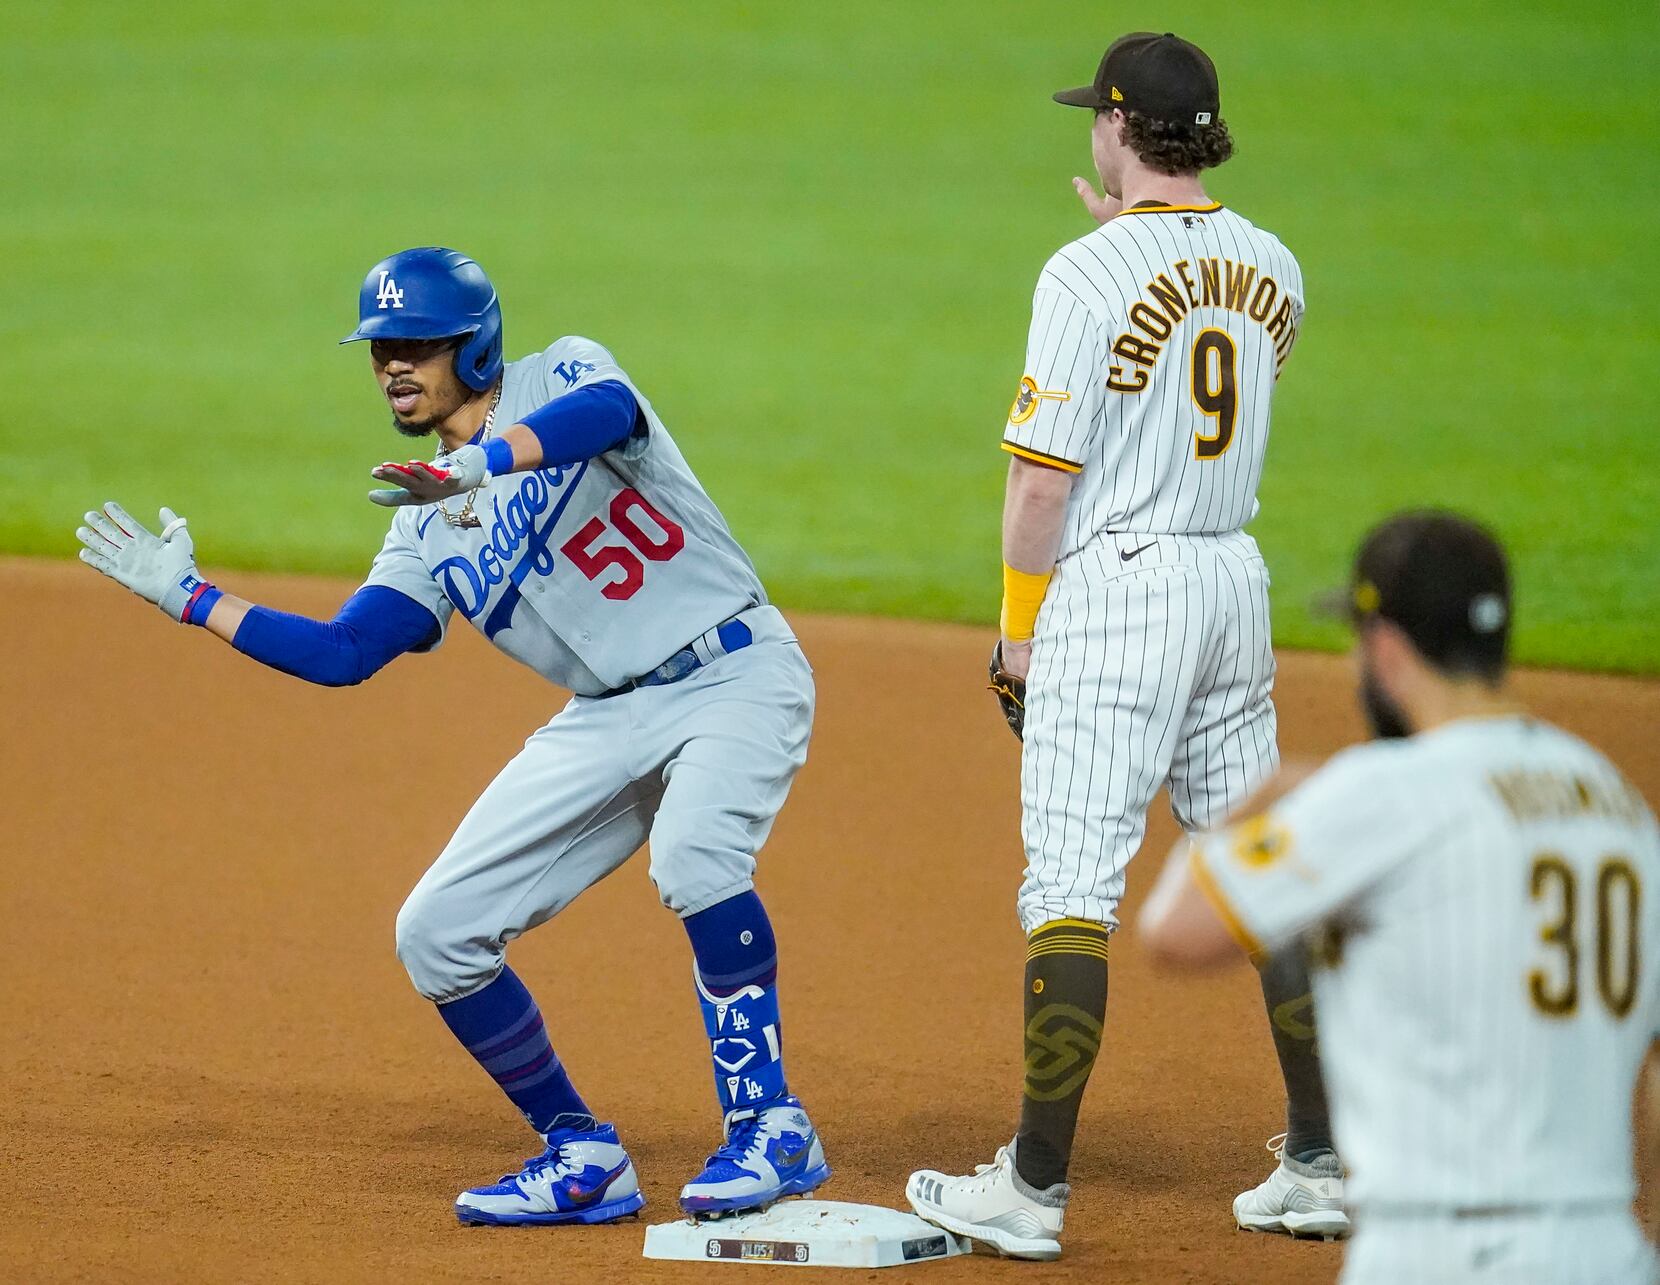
xmin=1233 ymin=1133 xmax=1350 ymax=1240
xmin=678 ymin=1096 xmax=832 ymax=1216
xmin=906 ymin=1139 xmax=1067 ymax=1261
xmin=454 ymin=1121 xmax=645 ymax=1226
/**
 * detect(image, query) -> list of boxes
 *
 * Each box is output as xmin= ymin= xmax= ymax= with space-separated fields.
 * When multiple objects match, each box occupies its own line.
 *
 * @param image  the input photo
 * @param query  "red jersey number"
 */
xmin=560 ymin=488 xmax=686 ymax=601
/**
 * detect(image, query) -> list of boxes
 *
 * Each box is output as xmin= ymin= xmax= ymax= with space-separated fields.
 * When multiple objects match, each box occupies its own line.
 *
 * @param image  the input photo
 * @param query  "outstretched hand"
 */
xmin=1072 ymin=176 xmax=1124 ymax=225
xmin=76 ymin=502 xmax=207 ymax=621
xmin=369 ymin=444 xmax=489 ymax=508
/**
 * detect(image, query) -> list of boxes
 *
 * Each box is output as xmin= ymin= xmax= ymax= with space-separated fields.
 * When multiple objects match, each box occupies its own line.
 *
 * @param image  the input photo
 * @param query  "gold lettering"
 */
xmin=1223 ymin=260 xmax=1256 ymax=312
xmin=1175 ymin=259 xmax=1200 ymax=308
xmin=1489 ymin=772 xmax=1529 ymax=819
xmin=1266 ymin=297 xmax=1295 ymax=343
xmin=1147 ymin=274 xmax=1189 ymax=327
xmin=1112 ymin=332 xmax=1162 ymax=367
xmin=1128 ymin=302 xmax=1172 ymax=341
xmin=1109 ymin=259 xmax=1298 ymax=386
xmin=1199 ymin=257 xmax=1221 ymax=306
xmin=1248 ymin=275 xmax=1279 ymax=322
xmin=1489 ymin=769 xmax=1648 ymax=826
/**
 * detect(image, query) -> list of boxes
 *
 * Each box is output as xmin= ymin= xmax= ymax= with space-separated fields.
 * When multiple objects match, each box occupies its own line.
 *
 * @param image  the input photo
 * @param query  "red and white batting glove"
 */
xmin=368 ymin=443 xmax=490 ymax=508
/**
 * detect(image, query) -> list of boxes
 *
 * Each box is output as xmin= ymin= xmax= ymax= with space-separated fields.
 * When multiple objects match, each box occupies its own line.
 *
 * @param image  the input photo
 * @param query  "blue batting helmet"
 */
xmin=341 ymin=248 xmax=504 ymax=391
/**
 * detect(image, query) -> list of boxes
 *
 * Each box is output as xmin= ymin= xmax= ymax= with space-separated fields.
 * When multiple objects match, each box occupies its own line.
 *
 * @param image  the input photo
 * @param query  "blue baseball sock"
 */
xmin=684 ymin=889 xmax=778 ymax=992
xmin=684 ymin=891 xmax=788 ymax=1117
xmin=436 ymin=966 xmax=595 ymax=1136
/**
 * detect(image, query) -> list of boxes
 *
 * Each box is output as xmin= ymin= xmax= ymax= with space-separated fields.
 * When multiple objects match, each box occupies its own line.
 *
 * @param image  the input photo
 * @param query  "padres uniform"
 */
xmin=372 ymin=335 xmax=815 ymax=1002
xmin=1005 ymin=200 xmax=1304 ymax=932
xmin=1191 ymin=717 xmax=1660 ymax=1283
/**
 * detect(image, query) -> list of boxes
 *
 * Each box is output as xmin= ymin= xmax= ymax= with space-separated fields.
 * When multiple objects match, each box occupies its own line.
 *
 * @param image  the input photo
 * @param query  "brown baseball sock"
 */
xmin=1258 ymin=946 xmax=1334 ymax=1162
xmin=1014 ymin=918 xmax=1110 ymax=1190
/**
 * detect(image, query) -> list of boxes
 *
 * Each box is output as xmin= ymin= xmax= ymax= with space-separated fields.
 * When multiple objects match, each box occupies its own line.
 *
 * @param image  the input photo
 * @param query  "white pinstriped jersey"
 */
xmin=1002 ymin=202 xmax=1303 ymax=548
xmin=1191 ymin=717 xmax=1660 ymax=1211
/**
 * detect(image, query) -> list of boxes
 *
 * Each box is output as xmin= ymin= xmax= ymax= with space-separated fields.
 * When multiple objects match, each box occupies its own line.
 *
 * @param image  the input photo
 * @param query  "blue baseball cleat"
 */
xmin=454 ymin=1121 xmax=645 ymax=1226
xmin=678 ymin=1095 xmax=831 ymax=1216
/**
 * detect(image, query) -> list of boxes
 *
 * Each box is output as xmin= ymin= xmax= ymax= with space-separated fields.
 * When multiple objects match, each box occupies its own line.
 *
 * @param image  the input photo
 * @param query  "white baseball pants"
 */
xmin=1017 ymin=529 xmax=1278 ymax=934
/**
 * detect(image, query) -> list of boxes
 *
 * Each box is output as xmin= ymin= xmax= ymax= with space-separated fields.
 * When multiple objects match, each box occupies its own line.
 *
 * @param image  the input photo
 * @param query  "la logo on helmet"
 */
xmin=376 ymin=270 xmax=405 ymax=310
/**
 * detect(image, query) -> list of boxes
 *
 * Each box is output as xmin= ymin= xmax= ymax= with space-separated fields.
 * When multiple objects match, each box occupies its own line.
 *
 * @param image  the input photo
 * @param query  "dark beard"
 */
xmin=391 ymin=413 xmax=436 ymax=439
xmin=1360 ymin=671 xmax=1414 ymax=740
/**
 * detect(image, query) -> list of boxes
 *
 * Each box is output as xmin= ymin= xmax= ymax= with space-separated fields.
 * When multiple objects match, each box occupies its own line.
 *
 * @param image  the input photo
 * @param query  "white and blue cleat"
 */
xmin=454 ymin=1121 xmax=645 ymax=1226
xmin=678 ymin=1095 xmax=831 ymax=1217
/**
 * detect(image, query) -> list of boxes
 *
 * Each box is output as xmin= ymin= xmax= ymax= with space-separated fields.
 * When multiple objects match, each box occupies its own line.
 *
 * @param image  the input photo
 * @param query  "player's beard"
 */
xmin=390 ymin=413 xmax=434 ymax=439
xmin=389 ymin=384 xmax=468 ymax=439
xmin=1360 ymin=669 xmax=1414 ymax=740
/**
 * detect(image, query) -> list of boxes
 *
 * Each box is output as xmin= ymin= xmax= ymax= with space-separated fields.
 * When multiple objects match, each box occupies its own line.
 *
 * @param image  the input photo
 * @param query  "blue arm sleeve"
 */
xmin=231 ymin=585 xmax=442 ymax=687
xmin=516 ymin=379 xmax=641 ymax=466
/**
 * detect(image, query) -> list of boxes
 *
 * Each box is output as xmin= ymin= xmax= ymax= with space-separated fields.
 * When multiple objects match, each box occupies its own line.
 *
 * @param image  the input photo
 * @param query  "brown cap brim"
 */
xmin=1053 ymin=85 xmax=1105 ymax=108
xmin=1310 ymin=585 xmax=1359 ymax=622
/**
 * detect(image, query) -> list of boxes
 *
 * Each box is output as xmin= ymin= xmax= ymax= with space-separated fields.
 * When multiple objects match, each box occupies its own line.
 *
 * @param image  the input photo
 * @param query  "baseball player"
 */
xmin=75 ymin=248 xmax=831 ymax=1225
xmin=907 ymin=34 xmax=1337 ymax=1259
xmin=1140 ymin=510 xmax=1660 ymax=1284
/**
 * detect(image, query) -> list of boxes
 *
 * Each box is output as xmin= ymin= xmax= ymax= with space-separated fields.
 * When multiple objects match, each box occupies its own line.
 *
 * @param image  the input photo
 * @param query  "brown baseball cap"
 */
xmin=1054 ymin=32 xmax=1221 ymax=127
xmin=1320 ymin=510 xmax=1513 ymax=675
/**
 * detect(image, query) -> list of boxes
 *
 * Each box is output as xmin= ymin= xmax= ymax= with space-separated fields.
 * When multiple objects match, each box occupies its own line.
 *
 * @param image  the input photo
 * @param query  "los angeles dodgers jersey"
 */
xmin=1189 ymin=716 xmax=1660 ymax=1211
xmin=362 ymin=336 xmax=769 ymax=694
xmin=1002 ymin=201 xmax=1304 ymax=550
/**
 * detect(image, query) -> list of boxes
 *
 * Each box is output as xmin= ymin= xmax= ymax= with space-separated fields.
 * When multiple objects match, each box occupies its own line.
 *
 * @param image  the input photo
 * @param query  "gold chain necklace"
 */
xmin=435 ymin=383 xmax=502 ymax=530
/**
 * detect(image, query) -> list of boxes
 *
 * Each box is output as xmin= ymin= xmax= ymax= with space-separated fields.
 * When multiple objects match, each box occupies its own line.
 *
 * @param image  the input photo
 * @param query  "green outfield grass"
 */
xmin=5 ymin=2 xmax=1656 ymax=671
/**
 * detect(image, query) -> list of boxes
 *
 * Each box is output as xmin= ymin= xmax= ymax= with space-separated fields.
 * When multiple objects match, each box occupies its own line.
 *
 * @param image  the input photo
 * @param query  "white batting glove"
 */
xmin=77 ymin=502 xmax=210 ymax=622
xmin=368 ymin=443 xmax=490 ymax=507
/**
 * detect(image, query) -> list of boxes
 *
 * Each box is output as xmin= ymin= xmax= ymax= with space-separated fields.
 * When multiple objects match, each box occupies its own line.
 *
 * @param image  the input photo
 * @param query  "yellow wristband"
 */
xmin=999 ymin=563 xmax=1053 ymax=641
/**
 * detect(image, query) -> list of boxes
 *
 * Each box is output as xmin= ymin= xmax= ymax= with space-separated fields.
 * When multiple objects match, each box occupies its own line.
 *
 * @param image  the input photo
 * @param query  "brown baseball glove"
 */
xmin=988 ymin=642 xmax=1026 ymax=741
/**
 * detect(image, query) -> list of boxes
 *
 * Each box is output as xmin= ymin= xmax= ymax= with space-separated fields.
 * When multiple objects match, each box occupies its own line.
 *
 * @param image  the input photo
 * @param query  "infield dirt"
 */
xmin=5 ymin=558 xmax=1657 ymax=1283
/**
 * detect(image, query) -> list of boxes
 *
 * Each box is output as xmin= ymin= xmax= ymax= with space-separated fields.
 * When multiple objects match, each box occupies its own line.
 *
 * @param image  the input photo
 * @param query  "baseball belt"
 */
xmin=596 ymin=615 xmax=755 ymax=698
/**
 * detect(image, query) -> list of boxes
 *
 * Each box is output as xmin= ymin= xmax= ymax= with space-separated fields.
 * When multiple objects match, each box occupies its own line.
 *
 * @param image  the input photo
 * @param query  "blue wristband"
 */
xmin=483 ymin=436 xmax=516 ymax=478
xmin=184 ymin=582 xmax=222 ymax=626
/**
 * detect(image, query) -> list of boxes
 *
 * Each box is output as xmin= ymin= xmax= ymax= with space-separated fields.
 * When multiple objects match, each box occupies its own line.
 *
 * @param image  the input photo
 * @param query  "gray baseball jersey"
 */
xmin=372 ymin=336 xmax=817 ymax=1004
xmin=362 ymin=336 xmax=766 ymax=694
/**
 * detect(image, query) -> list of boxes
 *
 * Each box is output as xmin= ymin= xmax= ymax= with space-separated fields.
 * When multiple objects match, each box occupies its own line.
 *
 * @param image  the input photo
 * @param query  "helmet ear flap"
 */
xmin=454 ymin=307 xmax=503 ymax=391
